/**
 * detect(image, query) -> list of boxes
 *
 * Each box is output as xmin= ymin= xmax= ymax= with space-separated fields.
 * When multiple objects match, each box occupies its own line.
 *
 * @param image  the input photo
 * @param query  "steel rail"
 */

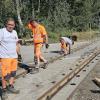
xmin=37 ymin=49 xmax=100 ymax=100
xmin=15 ymin=41 xmax=95 ymax=79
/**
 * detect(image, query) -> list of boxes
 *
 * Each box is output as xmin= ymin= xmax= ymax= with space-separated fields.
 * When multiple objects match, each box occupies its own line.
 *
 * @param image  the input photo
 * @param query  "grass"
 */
xmin=21 ymin=30 xmax=100 ymax=43
xmin=73 ymin=31 xmax=100 ymax=41
xmin=48 ymin=30 xmax=100 ymax=43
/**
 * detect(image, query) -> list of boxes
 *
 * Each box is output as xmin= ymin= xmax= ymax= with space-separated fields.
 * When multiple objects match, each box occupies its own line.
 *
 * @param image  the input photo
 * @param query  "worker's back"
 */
xmin=61 ymin=37 xmax=72 ymax=45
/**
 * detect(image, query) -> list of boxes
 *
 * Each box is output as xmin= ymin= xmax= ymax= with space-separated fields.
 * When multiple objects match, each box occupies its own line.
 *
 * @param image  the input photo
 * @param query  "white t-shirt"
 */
xmin=61 ymin=37 xmax=72 ymax=45
xmin=0 ymin=28 xmax=18 ymax=58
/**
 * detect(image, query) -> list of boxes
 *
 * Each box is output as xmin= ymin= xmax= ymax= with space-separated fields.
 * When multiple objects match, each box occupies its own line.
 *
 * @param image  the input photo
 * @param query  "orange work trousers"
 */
xmin=60 ymin=42 xmax=70 ymax=53
xmin=34 ymin=43 xmax=43 ymax=59
xmin=0 ymin=58 xmax=18 ymax=80
xmin=61 ymin=42 xmax=67 ymax=50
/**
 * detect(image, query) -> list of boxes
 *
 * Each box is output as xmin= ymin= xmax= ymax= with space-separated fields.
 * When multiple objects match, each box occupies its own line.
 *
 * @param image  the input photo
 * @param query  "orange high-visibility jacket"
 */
xmin=28 ymin=23 xmax=47 ymax=44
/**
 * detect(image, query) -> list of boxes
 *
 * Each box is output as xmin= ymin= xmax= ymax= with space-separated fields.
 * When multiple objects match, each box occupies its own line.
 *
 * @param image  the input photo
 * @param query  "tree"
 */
xmin=15 ymin=0 xmax=24 ymax=35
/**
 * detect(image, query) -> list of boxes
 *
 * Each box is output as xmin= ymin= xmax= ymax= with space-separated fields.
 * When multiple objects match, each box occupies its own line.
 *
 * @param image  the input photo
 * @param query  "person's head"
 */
xmin=6 ymin=18 xmax=15 ymax=32
xmin=72 ymin=35 xmax=77 ymax=41
xmin=59 ymin=38 xmax=65 ymax=44
xmin=29 ymin=19 xmax=39 ymax=27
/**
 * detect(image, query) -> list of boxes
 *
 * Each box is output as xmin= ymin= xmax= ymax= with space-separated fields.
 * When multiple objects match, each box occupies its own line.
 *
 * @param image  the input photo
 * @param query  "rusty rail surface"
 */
xmin=37 ymin=49 xmax=100 ymax=100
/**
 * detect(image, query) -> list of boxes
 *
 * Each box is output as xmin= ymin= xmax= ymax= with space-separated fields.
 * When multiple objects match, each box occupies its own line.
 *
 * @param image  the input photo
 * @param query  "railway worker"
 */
xmin=27 ymin=19 xmax=49 ymax=73
xmin=0 ymin=18 xmax=20 ymax=100
xmin=60 ymin=36 xmax=74 ymax=55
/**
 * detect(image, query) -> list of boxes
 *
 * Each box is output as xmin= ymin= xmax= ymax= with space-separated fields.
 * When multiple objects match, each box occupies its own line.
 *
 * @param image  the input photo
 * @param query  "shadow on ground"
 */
xmin=50 ymin=51 xmax=61 ymax=54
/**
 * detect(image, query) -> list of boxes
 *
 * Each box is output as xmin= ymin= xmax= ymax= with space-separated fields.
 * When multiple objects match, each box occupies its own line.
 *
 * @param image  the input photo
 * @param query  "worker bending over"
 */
xmin=60 ymin=36 xmax=74 ymax=55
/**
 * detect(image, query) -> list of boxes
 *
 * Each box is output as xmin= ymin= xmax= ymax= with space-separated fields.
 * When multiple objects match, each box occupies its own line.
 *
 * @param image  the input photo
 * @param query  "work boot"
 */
xmin=1 ymin=88 xmax=8 ymax=100
xmin=43 ymin=61 xmax=48 ymax=69
xmin=7 ymin=85 xmax=20 ymax=94
xmin=30 ymin=68 xmax=39 ymax=74
xmin=30 ymin=65 xmax=39 ymax=74
xmin=35 ymin=64 xmax=40 ymax=69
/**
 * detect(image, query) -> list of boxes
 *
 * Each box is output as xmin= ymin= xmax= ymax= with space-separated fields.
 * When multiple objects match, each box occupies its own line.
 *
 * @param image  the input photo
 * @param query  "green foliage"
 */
xmin=0 ymin=0 xmax=100 ymax=41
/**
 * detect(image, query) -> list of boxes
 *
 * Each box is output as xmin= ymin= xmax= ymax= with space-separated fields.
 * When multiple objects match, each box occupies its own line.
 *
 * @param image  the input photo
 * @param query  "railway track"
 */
xmin=37 ymin=48 xmax=100 ymax=100
xmin=7 ymin=40 xmax=100 ymax=100
xmin=0 ymin=41 xmax=92 ymax=80
xmin=0 ymin=41 xmax=96 ymax=79
xmin=14 ymin=41 xmax=95 ymax=79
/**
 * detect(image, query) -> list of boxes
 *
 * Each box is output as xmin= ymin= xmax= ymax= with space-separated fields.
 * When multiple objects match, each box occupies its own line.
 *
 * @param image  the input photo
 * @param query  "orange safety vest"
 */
xmin=61 ymin=42 xmax=67 ymax=49
xmin=28 ymin=23 xmax=47 ymax=44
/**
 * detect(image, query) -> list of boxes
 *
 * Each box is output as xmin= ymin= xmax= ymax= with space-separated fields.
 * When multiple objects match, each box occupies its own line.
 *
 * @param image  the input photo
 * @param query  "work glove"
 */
xmin=18 ymin=54 xmax=22 ymax=62
xmin=45 ymin=43 xmax=49 ymax=49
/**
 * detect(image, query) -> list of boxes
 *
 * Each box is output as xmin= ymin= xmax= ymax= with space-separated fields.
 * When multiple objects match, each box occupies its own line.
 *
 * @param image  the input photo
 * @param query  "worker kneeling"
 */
xmin=60 ymin=37 xmax=74 ymax=55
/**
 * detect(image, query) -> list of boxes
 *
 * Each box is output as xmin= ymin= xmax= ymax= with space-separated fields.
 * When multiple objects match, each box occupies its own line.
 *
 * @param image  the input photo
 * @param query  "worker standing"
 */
xmin=0 ymin=18 xmax=20 ymax=100
xmin=27 ymin=19 xmax=49 ymax=73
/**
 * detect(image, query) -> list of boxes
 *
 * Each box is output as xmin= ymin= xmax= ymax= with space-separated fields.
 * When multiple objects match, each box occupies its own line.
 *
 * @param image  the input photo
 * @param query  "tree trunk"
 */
xmin=30 ymin=0 xmax=35 ymax=19
xmin=15 ymin=0 xmax=24 ymax=35
xmin=37 ymin=0 xmax=40 ymax=13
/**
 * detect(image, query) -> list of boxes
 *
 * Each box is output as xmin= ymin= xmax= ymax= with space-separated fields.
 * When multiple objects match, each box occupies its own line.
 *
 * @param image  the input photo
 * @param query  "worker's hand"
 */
xmin=18 ymin=53 xmax=22 ymax=62
xmin=45 ymin=43 xmax=49 ymax=49
xmin=18 ymin=39 xmax=22 ymax=44
xmin=64 ymin=53 xmax=67 ymax=56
